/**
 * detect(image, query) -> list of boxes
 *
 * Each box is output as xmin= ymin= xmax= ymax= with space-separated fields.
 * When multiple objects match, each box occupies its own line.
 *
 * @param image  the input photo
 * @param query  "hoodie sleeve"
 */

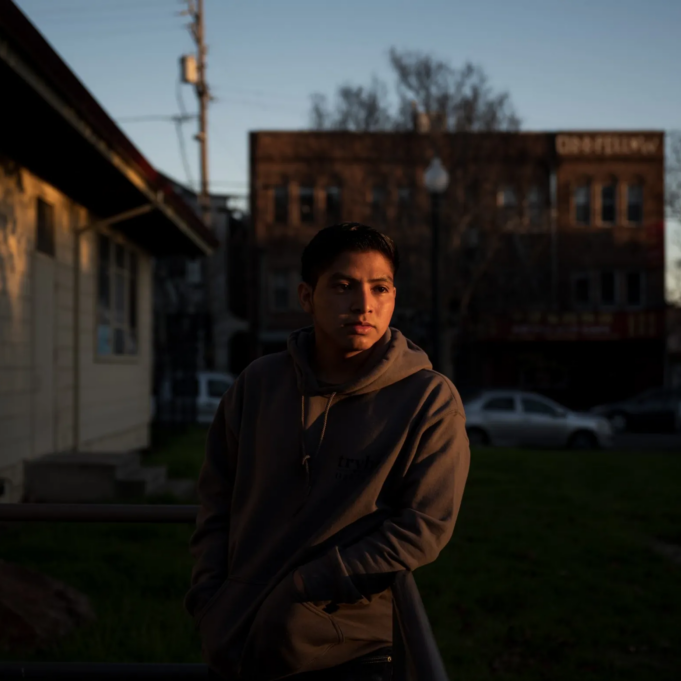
xmin=297 ymin=401 xmax=470 ymax=604
xmin=183 ymin=390 xmax=239 ymax=623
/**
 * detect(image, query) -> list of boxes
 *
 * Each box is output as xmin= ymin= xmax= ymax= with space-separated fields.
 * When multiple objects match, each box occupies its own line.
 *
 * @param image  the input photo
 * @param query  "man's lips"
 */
xmin=345 ymin=322 xmax=374 ymax=333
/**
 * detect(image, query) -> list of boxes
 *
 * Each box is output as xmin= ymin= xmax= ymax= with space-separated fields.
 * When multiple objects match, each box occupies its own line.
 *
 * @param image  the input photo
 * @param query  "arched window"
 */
xmin=626 ymin=181 xmax=644 ymax=225
xmin=325 ymin=184 xmax=342 ymax=223
xmin=527 ymin=185 xmax=543 ymax=228
xmin=574 ymin=181 xmax=591 ymax=226
xmin=371 ymin=185 xmax=387 ymax=223
xmin=273 ymin=184 xmax=289 ymax=225
xmin=600 ymin=177 xmax=617 ymax=225
xmin=299 ymin=184 xmax=315 ymax=223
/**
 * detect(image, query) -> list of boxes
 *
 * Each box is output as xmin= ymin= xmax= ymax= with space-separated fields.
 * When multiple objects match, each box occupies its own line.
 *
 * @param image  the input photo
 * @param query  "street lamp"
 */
xmin=423 ymin=157 xmax=450 ymax=372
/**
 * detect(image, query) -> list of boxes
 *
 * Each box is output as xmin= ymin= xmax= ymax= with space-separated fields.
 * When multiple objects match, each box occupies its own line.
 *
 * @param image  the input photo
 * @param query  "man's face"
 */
xmin=298 ymin=250 xmax=397 ymax=356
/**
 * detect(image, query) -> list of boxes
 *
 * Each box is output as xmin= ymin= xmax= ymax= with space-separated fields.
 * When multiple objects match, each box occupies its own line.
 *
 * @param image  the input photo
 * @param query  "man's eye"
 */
xmin=375 ymin=286 xmax=389 ymax=294
xmin=335 ymin=283 xmax=349 ymax=291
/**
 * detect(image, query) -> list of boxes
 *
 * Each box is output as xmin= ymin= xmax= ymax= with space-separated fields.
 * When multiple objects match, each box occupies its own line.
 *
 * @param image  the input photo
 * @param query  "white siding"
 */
xmin=0 ymin=163 xmax=153 ymax=502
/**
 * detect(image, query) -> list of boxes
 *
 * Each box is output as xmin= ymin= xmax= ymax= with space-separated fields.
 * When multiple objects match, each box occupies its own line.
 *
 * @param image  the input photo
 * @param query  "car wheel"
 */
xmin=467 ymin=427 xmax=489 ymax=447
xmin=569 ymin=430 xmax=598 ymax=450
xmin=609 ymin=412 xmax=628 ymax=433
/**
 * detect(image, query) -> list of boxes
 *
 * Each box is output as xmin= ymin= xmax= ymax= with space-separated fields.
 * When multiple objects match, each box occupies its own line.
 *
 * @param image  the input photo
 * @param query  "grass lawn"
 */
xmin=1 ymin=427 xmax=680 ymax=680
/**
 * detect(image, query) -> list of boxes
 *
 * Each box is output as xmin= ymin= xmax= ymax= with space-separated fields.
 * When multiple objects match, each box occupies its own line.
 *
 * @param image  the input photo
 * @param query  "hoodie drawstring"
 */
xmin=300 ymin=395 xmax=310 ymax=484
xmin=300 ymin=392 xmax=337 ymax=489
xmin=318 ymin=392 xmax=336 ymax=455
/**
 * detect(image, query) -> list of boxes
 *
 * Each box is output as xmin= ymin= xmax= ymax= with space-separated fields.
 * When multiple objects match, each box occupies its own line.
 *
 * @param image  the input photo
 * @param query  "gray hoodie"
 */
xmin=185 ymin=327 xmax=470 ymax=680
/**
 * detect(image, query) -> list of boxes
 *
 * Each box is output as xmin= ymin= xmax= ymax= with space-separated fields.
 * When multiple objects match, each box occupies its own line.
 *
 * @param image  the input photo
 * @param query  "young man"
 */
xmin=185 ymin=223 xmax=470 ymax=681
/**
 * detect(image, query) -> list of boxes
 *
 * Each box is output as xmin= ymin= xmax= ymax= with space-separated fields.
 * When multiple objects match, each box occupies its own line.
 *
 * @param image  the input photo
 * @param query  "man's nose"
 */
xmin=350 ymin=285 xmax=373 ymax=313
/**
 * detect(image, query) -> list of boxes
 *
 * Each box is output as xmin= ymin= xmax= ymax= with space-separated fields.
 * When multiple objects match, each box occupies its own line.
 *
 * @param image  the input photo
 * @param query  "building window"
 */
xmin=186 ymin=259 xmax=202 ymax=284
xmin=600 ymin=271 xmax=617 ymax=306
xmin=300 ymin=186 xmax=314 ymax=223
xmin=573 ymin=273 xmax=592 ymax=306
xmin=398 ymin=187 xmax=412 ymax=224
xmin=625 ymin=271 xmax=644 ymax=306
xmin=601 ymin=182 xmax=617 ymax=224
xmin=97 ymin=234 xmax=138 ymax=356
xmin=527 ymin=186 xmax=543 ymax=227
xmin=274 ymin=185 xmax=288 ymax=224
xmin=371 ymin=186 xmax=386 ymax=223
xmin=326 ymin=186 xmax=342 ymax=223
xmin=627 ymin=184 xmax=643 ymax=224
xmin=498 ymin=186 xmax=517 ymax=209
xmin=270 ymin=271 xmax=291 ymax=311
xmin=498 ymin=186 xmax=518 ymax=228
xmin=574 ymin=184 xmax=591 ymax=225
xmin=36 ymin=198 xmax=55 ymax=256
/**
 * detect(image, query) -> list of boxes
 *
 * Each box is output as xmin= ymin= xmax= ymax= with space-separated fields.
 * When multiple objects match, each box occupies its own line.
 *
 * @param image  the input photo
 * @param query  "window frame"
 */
xmin=36 ymin=197 xmax=56 ymax=257
xmin=599 ymin=270 xmax=618 ymax=307
xmin=574 ymin=182 xmax=591 ymax=226
xmin=626 ymin=183 xmax=644 ymax=226
xmin=95 ymin=233 xmax=140 ymax=359
xmin=273 ymin=185 xmax=289 ymax=225
xmin=371 ymin=185 xmax=387 ymax=224
xmin=397 ymin=186 xmax=413 ymax=225
xmin=269 ymin=269 xmax=299 ymax=313
xmin=572 ymin=272 xmax=593 ymax=308
xmin=299 ymin=185 xmax=315 ymax=224
xmin=624 ymin=270 xmax=645 ymax=308
xmin=326 ymin=185 xmax=342 ymax=223
xmin=600 ymin=181 xmax=617 ymax=226
xmin=527 ymin=185 xmax=543 ymax=229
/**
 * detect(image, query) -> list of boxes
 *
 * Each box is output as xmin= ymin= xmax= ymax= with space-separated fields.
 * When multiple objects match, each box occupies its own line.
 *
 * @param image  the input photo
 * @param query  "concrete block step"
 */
xmin=155 ymin=478 xmax=197 ymax=501
xmin=25 ymin=451 xmax=142 ymax=502
xmin=115 ymin=466 xmax=168 ymax=499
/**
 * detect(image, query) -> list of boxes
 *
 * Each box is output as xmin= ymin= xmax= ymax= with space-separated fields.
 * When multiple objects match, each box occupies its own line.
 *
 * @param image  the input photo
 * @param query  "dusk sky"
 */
xmin=13 ymin=0 xmax=681 ymax=292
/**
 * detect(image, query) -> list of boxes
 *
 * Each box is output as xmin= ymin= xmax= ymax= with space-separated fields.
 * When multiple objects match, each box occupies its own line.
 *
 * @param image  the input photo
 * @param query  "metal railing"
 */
xmin=0 ymin=504 xmax=449 ymax=681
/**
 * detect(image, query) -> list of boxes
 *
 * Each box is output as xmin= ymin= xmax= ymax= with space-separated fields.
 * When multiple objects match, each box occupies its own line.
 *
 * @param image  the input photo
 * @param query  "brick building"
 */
xmin=249 ymin=130 xmax=665 ymax=409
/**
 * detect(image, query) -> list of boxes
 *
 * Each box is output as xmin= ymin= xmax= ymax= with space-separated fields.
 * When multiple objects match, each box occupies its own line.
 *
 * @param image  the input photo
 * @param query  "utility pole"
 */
xmin=181 ymin=0 xmax=211 ymax=226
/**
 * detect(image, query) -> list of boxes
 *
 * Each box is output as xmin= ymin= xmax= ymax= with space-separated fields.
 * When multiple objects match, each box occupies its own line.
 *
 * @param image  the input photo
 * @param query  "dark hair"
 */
xmin=301 ymin=222 xmax=400 ymax=287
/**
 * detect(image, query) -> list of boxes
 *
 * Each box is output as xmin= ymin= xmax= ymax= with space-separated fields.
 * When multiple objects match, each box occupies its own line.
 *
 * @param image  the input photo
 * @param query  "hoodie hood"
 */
xmin=287 ymin=326 xmax=432 ymax=397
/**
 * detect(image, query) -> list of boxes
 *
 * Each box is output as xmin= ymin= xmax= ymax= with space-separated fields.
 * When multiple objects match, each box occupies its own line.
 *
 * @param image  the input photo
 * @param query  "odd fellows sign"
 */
xmin=555 ymin=133 xmax=662 ymax=158
xmin=477 ymin=310 xmax=665 ymax=342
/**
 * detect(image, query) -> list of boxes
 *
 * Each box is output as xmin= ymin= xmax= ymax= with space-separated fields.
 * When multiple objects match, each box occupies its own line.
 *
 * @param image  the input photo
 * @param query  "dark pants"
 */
xmin=283 ymin=648 xmax=392 ymax=681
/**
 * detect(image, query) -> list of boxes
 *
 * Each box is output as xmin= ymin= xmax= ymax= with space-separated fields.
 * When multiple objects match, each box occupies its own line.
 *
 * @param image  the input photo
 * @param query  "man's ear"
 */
xmin=298 ymin=281 xmax=314 ymax=315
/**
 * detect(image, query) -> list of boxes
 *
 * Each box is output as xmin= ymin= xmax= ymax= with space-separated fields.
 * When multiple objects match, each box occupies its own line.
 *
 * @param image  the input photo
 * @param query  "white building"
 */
xmin=0 ymin=3 xmax=217 ymax=502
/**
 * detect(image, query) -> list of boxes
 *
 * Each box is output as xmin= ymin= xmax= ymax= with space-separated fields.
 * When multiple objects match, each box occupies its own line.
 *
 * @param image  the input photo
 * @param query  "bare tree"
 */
xmin=389 ymin=49 xmax=520 ymax=132
xmin=309 ymin=77 xmax=393 ymax=132
xmin=309 ymin=48 xmax=520 ymax=133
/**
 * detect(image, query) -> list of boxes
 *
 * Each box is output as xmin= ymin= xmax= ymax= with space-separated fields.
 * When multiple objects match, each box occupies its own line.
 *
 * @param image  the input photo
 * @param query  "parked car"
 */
xmin=590 ymin=387 xmax=681 ymax=433
xmin=195 ymin=371 xmax=235 ymax=424
xmin=464 ymin=390 xmax=612 ymax=449
xmin=153 ymin=371 xmax=235 ymax=425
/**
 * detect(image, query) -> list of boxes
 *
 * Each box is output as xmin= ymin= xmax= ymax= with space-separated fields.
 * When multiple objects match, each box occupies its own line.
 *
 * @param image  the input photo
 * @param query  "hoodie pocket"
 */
xmin=240 ymin=571 xmax=344 ymax=680
xmin=198 ymin=578 xmax=266 ymax=678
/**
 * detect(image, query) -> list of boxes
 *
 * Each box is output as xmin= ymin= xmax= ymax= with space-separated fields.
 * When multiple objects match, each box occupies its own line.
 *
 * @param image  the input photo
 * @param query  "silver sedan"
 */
xmin=464 ymin=390 xmax=613 ymax=449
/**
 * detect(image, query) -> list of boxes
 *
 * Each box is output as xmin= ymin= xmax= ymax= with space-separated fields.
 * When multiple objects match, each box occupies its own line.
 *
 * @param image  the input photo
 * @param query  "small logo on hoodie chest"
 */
xmin=335 ymin=454 xmax=379 ymax=481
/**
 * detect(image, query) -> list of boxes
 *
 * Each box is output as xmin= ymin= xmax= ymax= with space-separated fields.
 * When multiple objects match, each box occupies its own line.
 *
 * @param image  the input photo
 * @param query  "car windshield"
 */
xmin=482 ymin=396 xmax=515 ymax=412
xmin=522 ymin=397 xmax=559 ymax=417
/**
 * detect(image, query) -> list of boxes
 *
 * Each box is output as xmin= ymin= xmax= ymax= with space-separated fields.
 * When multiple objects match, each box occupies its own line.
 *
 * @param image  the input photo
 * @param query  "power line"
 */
xmin=20 ymin=0 xmax=178 ymax=16
xmin=117 ymin=114 xmax=196 ymax=123
xmin=46 ymin=26 xmax=184 ymax=40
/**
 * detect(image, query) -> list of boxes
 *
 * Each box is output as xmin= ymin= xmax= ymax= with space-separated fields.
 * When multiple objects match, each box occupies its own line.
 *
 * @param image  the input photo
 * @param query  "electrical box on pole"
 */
xmin=180 ymin=55 xmax=198 ymax=84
